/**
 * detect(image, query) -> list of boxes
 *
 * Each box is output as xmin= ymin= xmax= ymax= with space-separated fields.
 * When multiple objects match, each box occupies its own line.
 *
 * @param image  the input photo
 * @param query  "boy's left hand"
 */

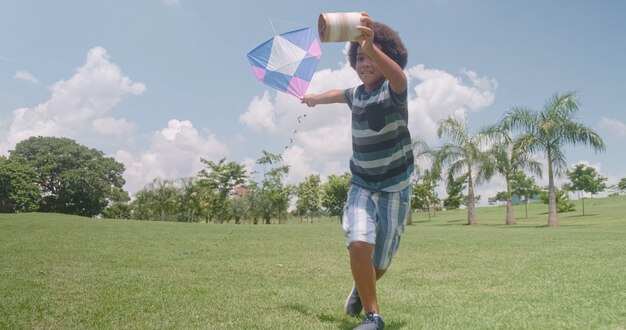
xmin=357 ymin=12 xmax=375 ymax=53
xmin=300 ymin=94 xmax=317 ymax=107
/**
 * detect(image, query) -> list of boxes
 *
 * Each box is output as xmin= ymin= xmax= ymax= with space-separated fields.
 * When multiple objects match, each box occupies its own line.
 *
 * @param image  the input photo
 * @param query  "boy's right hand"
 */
xmin=301 ymin=94 xmax=317 ymax=107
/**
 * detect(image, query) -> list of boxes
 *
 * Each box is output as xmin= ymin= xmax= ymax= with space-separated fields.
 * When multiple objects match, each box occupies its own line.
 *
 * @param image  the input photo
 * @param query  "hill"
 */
xmin=1 ymin=196 xmax=625 ymax=329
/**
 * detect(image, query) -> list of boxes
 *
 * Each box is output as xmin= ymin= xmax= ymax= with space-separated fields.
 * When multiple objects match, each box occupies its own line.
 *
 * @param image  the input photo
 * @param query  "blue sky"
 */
xmin=1 ymin=0 xmax=625 ymax=199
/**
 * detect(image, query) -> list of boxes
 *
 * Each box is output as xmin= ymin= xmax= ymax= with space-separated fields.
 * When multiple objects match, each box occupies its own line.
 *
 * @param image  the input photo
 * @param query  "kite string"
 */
xmin=284 ymin=111 xmax=309 ymax=149
xmin=268 ymin=17 xmax=308 ymax=36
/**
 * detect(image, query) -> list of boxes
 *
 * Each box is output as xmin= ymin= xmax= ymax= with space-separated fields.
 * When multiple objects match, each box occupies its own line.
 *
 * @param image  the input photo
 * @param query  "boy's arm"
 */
xmin=358 ymin=14 xmax=407 ymax=94
xmin=301 ymin=89 xmax=346 ymax=107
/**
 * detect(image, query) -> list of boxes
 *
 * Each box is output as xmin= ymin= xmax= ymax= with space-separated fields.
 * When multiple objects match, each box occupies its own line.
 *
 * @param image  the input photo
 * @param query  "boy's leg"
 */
xmin=371 ymin=186 xmax=411 ymax=272
xmin=343 ymin=184 xmax=411 ymax=315
xmin=349 ymin=241 xmax=378 ymax=313
xmin=345 ymin=250 xmax=387 ymax=316
xmin=343 ymin=185 xmax=377 ymax=315
xmin=358 ymin=184 xmax=411 ymax=313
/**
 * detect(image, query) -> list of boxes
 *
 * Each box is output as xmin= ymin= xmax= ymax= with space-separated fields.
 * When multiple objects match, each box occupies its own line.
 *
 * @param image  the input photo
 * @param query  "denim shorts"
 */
xmin=342 ymin=183 xmax=412 ymax=270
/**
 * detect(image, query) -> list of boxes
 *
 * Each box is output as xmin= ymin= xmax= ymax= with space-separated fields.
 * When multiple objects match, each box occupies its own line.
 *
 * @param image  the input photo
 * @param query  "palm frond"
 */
xmin=525 ymin=158 xmax=543 ymax=178
xmin=447 ymin=159 xmax=468 ymax=179
xmin=561 ymin=122 xmax=606 ymax=153
xmin=412 ymin=137 xmax=434 ymax=158
xmin=435 ymin=143 xmax=463 ymax=167
xmin=547 ymin=90 xmax=580 ymax=119
xmin=481 ymin=124 xmax=511 ymax=146
xmin=474 ymin=150 xmax=497 ymax=184
xmin=548 ymin=147 xmax=568 ymax=177
xmin=502 ymin=106 xmax=537 ymax=132
xmin=437 ymin=116 xmax=468 ymax=145
xmin=513 ymin=134 xmax=541 ymax=156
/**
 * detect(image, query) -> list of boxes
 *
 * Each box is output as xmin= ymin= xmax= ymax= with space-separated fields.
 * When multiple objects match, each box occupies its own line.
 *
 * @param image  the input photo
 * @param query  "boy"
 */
xmin=301 ymin=13 xmax=414 ymax=330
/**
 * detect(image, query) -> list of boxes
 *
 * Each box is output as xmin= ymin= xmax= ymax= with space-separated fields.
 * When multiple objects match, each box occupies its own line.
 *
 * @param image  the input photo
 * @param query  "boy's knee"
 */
xmin=349 ymin=240 xmax=373 ymax=251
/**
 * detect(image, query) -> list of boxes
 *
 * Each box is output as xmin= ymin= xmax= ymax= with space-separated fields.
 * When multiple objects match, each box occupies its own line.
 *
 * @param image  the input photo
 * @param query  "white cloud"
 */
xmin=3 ymin=47 xmax=499 ymax=199
xmin=241 ymin=157 xmax=258 ymax=178
xmin=14 ymin=70 xmax=39 ymax=84
xmin=407 ymin=65 xmax=497 ymax=141
xmin=570 ymin=160 xmax=602 ymax=172
xmin=282 ymin=145 xmax=316 ymax=184
xmin=477 ymin=160 xmax=616 ymax=201
xmin=92 ymin=117 xmax=135 ymax=136
xmin=115 ymin=119 xmax=229 ymax=194
xmin=2 ymin=46 xmax=145 ymax=154
xmin=564 ymin=160 xmax=613 ymax=198
xmin=1 ymin=46 xmax=234 ymax=197
xmin=240 ymin=63 xmax=358 ymax=185
xmin=162 ymin=0 xmax=180 ymax=6
xmin=599 ymin=117 xmax=626 ymax=138
xmin=239 ymin=92 xmax=278 ymax=133
xmin=474 ymin=175 xmax=508 ymax=205
xmin=0 ymin=120 xmax=8 ymax=156
xmin=240 ymin=61 xmax=498 ymax=188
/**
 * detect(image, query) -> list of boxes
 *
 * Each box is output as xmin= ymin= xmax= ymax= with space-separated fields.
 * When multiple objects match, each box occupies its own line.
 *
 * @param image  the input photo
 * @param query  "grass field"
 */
xmin=1 ymin=196 xmax=625 ymax=329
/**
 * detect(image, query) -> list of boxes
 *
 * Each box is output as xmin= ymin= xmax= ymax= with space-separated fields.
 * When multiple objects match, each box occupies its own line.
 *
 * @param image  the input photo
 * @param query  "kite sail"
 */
xmin=247 ymin=27 xmax=322 ymax=99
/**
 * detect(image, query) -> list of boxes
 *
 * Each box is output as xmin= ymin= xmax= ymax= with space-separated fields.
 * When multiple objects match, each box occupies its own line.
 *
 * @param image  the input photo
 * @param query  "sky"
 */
xmin=1 ymin=0 xmax=625 ymax=202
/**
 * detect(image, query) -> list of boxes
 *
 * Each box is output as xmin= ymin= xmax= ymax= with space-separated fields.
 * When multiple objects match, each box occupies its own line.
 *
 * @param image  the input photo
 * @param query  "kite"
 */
xmin=247 ymin=27 xmax=322 ymax=99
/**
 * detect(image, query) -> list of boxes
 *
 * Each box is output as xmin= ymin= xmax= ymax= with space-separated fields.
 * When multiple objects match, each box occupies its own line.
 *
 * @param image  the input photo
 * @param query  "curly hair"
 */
xmin=348 ymin=22 xmax=408 ymax=70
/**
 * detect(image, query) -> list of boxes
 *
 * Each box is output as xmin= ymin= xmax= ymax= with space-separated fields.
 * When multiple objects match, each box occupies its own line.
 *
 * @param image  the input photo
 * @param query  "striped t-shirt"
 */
xmin=344 ymin=80 xmax=415 ymax=192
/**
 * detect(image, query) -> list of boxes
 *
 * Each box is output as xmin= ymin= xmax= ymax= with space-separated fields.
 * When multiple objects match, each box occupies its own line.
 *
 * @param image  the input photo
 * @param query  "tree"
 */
xmin=9 ymin=136 xmax=127 ymax=217
xmin=196 ymin=158 xmax=247 ymax=223
xmin=127 ymin=177 xmax=208 ymax=222
xmin=321 ymin=173 xmax=351 ymax=223
xmin=254 ymin=151 xmax=291 ymax=224
xmin=490 ymin=129 xmax=542 ymax=225
xmin=257 ymin=151 xmax=282 ymax=178
xmin=619 ymin=178 xmax=626 ymax=194
xmin=540 ymin=186 xmax=575 ymax=213
xmin=175 ymin=177 xmax=200 ymax=222
xmin=566 ymin=164 xmax=607 ymax=216
xmin=101 ymin=185 xmax=131 ymax=219
xmin=411 ymin=169 xmax=439 ymax=221
xmin=141 ymin=178 xmax=179 ymax=221
xmin=510 ymin=172 xmax=541 ymax=219
xmin=489 ymin=191 xmax=509 ymax=206
xmin=259 ymin=166 xmax=292 ymax=224
xmin=443 ymin=172 xmax=466 ymax=210
xmin=502 ymin=91 xmax=605 ymax=227
xmin=130 ymin=187 xmax=153 ymax=220
xmin=242 ymin=181 xmax=262 ymax=224
xmin=409 ymin=137 xmax=436 ymax=225
xmin=434 ymin=115 xmax=497 ymax=224
xmin=0 ymin=156 xmax=41 ymax=213
xmin=296 ymin=174 xmax=321 ymax=222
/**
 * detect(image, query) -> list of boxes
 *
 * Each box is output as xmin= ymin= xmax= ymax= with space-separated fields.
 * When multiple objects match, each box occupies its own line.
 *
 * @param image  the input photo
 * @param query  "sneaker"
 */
xmin=343 ymin=284 xmax=363 ymax=316
xmin=354 ymin=312 xmax=385 ymax=330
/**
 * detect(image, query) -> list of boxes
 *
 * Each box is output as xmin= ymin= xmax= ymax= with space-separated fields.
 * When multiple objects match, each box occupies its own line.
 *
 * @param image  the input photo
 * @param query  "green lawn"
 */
xmin=1 ymin=196 xmax=625 ymax=329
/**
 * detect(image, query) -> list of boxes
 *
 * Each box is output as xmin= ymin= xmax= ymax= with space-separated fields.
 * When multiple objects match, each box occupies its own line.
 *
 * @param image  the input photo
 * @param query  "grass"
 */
xmin=1 ymin=196 xmax=625 ymax=329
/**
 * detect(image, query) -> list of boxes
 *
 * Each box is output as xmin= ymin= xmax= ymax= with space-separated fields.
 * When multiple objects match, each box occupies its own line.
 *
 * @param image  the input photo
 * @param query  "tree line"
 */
xmin=2 ymin=91 xmax=625 ymax=226
xmin=411 ymin=91 xmax=609 ymax=227
xmin=0 ymin=138 xmax=349 ymax=225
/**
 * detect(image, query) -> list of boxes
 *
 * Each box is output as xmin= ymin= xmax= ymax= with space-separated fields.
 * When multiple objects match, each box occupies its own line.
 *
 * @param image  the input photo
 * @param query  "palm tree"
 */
xmin=412 ymin=137 xmax=435 ymax=168
xmin=490 ymin=128 xmax=542 ymax=225
xmin=407 ymin=137 xmax=435 ymax=225
xmin=502 ymin=91 xmax=605 ymax=227
xmin=434 ymin=115 xmax=497 ymax=225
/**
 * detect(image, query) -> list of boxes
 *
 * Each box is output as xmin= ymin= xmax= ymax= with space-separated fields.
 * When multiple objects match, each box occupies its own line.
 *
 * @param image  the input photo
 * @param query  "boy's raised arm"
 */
xmin=358 ymin=13 xmax=407 ymax=94
xmin=301 ymin=89 xmax=346 ymax=107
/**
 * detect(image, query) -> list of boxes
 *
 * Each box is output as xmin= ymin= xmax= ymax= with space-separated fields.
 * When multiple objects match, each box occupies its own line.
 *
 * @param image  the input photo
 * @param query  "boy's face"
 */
xmin=356 ymin=44 xmax=385 ymax=91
